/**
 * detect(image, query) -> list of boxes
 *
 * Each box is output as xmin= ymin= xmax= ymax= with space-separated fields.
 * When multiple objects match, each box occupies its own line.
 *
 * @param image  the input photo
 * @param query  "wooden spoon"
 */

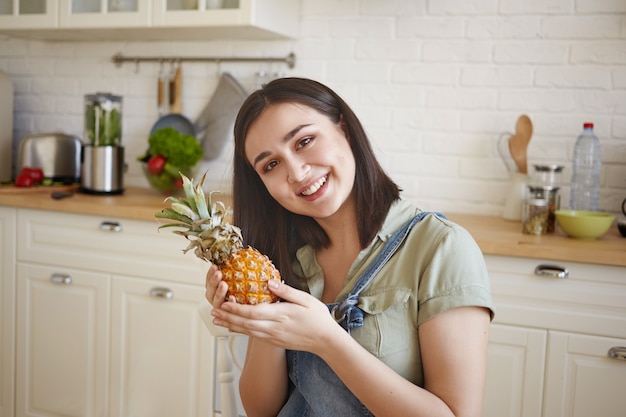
xmin=169 ymin=64 xmax=183 ymax=114
xmin=509 ymin=114 xmax=533 ymax=173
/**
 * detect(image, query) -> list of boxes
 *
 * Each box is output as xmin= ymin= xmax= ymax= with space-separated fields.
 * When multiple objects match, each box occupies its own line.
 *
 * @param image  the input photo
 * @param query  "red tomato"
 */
xmin=147 ymin=155 xmax=167 ymax=174
xmin=173 ymin=178 xmax=183 ymax=189
xmin=15 ymin=173 xmax=34 ymax=187
xmin=20 ymin=167 xmax=44 ymax=183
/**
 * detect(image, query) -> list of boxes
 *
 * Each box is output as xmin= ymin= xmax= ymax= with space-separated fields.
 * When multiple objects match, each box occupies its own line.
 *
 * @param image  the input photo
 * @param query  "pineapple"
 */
xmin=155 ymin=172 xmax=280 ymax=304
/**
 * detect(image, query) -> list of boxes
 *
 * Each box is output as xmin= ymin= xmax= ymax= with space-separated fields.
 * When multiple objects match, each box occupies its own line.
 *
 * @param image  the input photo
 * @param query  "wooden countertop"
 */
xmin=1 ymin=184 xmax=625 ymax=267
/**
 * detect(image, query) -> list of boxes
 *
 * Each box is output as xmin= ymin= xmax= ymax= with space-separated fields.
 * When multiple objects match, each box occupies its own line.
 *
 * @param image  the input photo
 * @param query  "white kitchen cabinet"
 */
xmin=484 ymin=255 xmax=626 ymax=417
xmin=0 ymin=0 xmax=58 ymax=29
xmin=13 ymin=208 xmax=215 ymax=417
xmin=0 ymin=0 xmax=299 ymax=40
xmin=109 ymin=275 xmax=214 ymax=417
xmin=58 ymin=0 xmax=152 ymax=28
xmin=483 ymin=324 xmax=546 ymax=417
xmin=0 ymin=207 xmax=16 ymax=417
xmin=17 ymin=208 xmax=206 ymax=284
xmin=543 ymin=331 xmax=626 ymax=417
xmin=15 ymin=263 xmax=110 ymax=417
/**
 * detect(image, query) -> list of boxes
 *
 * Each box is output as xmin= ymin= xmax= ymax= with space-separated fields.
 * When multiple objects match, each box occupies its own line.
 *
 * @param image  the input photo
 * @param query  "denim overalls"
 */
xmin=277 ymin=212 xmax=444 ymax=417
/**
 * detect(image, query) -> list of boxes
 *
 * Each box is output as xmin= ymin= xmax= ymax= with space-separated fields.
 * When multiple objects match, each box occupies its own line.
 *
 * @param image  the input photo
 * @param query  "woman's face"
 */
xmin=244 ymin=102 xmax=356 ymax=220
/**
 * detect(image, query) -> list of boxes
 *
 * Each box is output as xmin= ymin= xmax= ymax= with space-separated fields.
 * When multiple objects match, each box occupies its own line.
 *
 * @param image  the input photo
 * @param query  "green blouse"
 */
xmin=293 ymin=199 xmax=495 ymax=386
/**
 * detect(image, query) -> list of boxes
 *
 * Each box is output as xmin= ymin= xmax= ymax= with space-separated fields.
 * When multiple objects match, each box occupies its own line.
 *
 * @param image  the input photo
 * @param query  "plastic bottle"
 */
xmin=569 ymin=123 xmax=601 ymax=211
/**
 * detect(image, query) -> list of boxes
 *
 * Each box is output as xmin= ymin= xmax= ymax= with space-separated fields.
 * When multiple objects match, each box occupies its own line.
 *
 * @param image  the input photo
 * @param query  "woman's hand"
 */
xmin=204 ymin=264 xmax=230 ymax=308
xmin=211 ymin=280 xmax=344 ymax=354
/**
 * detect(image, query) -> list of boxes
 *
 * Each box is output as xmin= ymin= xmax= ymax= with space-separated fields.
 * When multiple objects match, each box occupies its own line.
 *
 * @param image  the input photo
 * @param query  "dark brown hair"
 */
xmin=232 ymin=77 xmax=400 ymax=284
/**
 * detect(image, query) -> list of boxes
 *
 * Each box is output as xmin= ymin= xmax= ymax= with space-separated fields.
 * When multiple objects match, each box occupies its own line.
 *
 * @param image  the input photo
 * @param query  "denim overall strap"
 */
xmin=328 ymin=211 xmax=446 ymax=332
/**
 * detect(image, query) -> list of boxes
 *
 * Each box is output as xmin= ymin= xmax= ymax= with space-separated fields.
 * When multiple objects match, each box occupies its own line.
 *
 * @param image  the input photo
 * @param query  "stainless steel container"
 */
xmin=80 ymin=145 xmax=125 ymax=194
xmin=16 ymin=132 xmax=82 ymax=182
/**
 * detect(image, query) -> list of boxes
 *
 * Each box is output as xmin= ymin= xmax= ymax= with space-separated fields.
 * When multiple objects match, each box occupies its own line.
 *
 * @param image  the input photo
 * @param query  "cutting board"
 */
xmin=0 ymin=183 xmax=78 ymax=195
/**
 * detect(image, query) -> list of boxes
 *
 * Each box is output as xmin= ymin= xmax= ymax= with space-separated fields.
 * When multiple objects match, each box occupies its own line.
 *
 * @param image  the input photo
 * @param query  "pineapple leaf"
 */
xmin=155 ymin=208 xmax=193 ymax=224
xmin=180 ymin=174 xmax=199 ymax=214
xmin=170 ymin=202 xmax=199 ymax=221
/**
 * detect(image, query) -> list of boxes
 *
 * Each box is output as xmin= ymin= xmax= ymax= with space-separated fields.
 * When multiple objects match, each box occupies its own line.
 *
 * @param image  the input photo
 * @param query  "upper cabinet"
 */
xmin=0 ymin=0 xmax=299 ymax=41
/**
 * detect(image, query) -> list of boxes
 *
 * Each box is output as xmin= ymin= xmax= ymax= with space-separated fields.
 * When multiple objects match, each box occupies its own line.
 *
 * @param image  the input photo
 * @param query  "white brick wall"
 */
xmin=0 ymin=0 xmax=625 ymax=217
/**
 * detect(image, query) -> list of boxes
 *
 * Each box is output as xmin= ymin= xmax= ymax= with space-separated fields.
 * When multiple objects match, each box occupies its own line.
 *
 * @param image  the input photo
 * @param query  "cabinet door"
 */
xmin=109 ymin=276 xmax=214 ymax=417
xmin=15 ymin=263 xmax=110 ymax=417
xmin=151 ymin=0 xmax=299 ymax=38
xmin=483 ymin=324 xmax=547 ymax=417
xmin=58 ymin=0 xmax=151 ymax=28
xmin=0 ymin=0 xmax=58 ymax=28
xmin=543 ymin=331 xmax=626 ymax=417
xmin=0 ymin=207 xmax=16 ymax=417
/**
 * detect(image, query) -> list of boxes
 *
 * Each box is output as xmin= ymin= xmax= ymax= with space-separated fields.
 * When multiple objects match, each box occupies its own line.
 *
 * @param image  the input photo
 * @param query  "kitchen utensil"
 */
xmin=150 ymin=113 xmax=195 ymax=137
xmin=195 ymin=72 xmax=247 ymax=160
xmin=81 ymin=93 xmax=125 ymax=194
xmin=51 ymin=190 xmax=74 ymax=199
xmin=157 ymin=62 xmax=170 ymax=116
xmin=0 ymin=183 xmax=77 ymax=194
xmin=502 ymin=171 xmax=527 ymax=221
xmin=84 ymin=92 xmax=122 ymax=146
xmin=555 ymin=210 xmax=614 ymax=239
xmin=170 ymin=64 xmax=183 ymax=114
xmin=80 ymin=145 xmax=125 ymax=194
xmin=17 ymin=132 xmax=82 ymax=182
xmin=498 ymin=131 xmax=529 ymax=221
xmin=497 ymin=132 xmax=517 ymax=172
xmin=509 ymin=114 xmax=533 ymax=173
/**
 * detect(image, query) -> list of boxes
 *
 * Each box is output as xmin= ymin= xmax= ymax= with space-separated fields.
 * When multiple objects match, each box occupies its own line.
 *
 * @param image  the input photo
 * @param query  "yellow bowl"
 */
xmin=555 ymin=210 xmax=615 ymax=239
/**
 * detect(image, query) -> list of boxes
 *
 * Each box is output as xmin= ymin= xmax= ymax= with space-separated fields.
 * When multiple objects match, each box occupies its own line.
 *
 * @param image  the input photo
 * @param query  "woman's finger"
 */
xmin=267 ymin=279 xmax=311 ymax=306
xmin=205 ymin=264 xmax=229 ymax=307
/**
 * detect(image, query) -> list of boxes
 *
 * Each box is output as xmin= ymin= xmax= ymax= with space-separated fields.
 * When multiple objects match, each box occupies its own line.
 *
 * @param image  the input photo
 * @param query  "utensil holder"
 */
xmin=503 ymin=171 xmax=528 ymax=221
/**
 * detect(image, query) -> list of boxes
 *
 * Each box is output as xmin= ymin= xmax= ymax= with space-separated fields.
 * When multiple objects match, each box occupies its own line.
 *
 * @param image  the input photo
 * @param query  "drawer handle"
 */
xmin=100 ymin=221 xmax=122 ymax=232
xmin=534 ymin=264 xmax=569 ymax=279
xmin=608 ymin=347 xmax=626 ymax=361
xmin=150 ymin=287 xmax=173 ymax=299
xmin=50 ymin=273 xmax=72 ymax=285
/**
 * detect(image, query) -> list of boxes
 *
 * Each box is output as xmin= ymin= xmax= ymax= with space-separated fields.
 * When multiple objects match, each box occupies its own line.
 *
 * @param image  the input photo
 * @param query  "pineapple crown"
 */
xmin=155 ymin=172 xmax=243 ymax=265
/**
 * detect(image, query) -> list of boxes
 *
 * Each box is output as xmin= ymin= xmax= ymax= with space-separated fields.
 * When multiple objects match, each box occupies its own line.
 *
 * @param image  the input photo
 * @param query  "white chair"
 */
xmin=198 ymin=301 xmax=245 ymax=417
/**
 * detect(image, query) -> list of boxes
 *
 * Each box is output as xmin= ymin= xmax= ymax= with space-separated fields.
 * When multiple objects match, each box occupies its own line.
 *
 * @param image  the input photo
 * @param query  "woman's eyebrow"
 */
xmin=251 ymin=124 xmax=312 ymax=168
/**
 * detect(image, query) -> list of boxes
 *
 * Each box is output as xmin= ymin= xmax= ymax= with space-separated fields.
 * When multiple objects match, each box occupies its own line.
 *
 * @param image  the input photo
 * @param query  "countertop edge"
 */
xmin=1 ymin=186 xmax=625 ymax=267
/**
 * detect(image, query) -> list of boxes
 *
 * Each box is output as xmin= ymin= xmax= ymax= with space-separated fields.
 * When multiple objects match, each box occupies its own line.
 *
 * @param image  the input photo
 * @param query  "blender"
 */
xmin=80 ymin=92 xmax=125 ymax=194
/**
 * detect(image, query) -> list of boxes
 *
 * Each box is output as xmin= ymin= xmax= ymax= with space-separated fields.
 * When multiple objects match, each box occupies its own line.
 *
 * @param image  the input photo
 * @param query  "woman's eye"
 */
xmin=296 ymin=136 xmax=313 ymax=150
xmin=264 ymin=160 xmax=279 ymax=172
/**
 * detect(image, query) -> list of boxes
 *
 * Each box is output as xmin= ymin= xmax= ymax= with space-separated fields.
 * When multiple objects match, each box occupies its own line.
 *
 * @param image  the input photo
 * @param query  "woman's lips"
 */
xmin=300 ymin=174 xmax=328 ymax=196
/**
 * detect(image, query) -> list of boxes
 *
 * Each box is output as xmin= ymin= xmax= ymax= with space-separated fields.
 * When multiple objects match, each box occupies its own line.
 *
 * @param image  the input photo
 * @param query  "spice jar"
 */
xmin=531 ymin=164 xmax=564 ymax=188
xmin=527 ymin=185 xmax=560 ymax=233
xmin=522 ymin=197 xmax=550 ymax=235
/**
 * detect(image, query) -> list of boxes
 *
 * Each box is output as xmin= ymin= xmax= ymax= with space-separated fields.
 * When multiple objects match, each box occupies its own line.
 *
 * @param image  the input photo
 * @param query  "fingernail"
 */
xmin=269 ymin=279 xmax=280 ymax=290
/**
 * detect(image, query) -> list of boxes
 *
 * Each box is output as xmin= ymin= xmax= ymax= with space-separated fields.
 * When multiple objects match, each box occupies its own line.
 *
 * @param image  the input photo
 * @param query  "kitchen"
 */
xmin=1 ymin=1 xmax=625 ymax=417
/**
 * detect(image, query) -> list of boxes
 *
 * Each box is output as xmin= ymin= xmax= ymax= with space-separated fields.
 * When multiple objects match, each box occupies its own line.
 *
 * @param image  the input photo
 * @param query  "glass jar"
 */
xmin=522 ymin=197 xmax=550 ymax=235
xmin=527 ymin=185 xmax=560 ymax=233
xmin=531 ymin=164 xmax=564 ymax=188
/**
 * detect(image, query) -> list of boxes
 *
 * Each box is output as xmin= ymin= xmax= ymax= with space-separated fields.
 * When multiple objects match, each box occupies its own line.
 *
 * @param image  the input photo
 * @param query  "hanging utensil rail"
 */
xmin=112 ymin=52 xmax=296 ymax=69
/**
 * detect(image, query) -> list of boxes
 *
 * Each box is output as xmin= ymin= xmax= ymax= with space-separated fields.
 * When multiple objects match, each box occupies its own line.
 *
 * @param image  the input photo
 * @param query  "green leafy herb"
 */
xmin=146 ymin=127 xmax=202 ymax=168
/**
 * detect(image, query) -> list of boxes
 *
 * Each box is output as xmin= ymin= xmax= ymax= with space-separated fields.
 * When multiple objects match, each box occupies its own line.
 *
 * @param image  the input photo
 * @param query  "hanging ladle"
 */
xmin=509 ymin=114 xmax=533 ymax=174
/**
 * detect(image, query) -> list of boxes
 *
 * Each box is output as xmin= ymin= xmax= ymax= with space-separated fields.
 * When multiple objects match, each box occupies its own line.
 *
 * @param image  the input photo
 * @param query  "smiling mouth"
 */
xmin=300 ymin=175 xmax=328 ymax=196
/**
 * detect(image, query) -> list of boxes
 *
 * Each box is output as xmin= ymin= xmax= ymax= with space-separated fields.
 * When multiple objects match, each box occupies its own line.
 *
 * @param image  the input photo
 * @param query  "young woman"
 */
xmin=206 ymin=77 xmax=494 ymax=417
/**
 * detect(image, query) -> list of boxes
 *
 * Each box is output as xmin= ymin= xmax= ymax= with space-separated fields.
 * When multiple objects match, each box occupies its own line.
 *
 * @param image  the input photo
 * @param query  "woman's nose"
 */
xmin=286 ymin=158 xmax=308 ymax=184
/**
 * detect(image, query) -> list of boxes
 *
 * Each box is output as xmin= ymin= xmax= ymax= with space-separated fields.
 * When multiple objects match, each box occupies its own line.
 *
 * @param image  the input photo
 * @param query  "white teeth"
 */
xmin=301 ymin=176 xmax=327 ymax=196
